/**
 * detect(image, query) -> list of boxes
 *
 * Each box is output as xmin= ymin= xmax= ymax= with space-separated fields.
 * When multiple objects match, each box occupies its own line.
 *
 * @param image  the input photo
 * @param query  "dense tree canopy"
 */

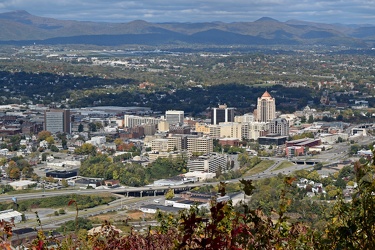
xmin=78 ymin=154 xmax=187 ymax=186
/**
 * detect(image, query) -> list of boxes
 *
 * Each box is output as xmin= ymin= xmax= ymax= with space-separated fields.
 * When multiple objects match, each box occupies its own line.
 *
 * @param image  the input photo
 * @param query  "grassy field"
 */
xmin=274 ymin=161 xmax=294 ymax=171
xmin=243 ymin=160 xmax=274 ymax=177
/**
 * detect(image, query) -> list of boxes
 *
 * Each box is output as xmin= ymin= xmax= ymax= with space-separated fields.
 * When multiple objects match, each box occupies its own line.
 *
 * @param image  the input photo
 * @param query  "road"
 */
xmin=15 ymin=196 xmax=154 ymax=230
xmin=6 ymin=140 xmax=367 ymax=230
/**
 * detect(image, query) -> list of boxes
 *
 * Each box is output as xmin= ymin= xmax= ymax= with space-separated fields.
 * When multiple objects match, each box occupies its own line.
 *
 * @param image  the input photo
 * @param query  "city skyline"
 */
xmin=0 ymin=1 xmax=374 ymax=25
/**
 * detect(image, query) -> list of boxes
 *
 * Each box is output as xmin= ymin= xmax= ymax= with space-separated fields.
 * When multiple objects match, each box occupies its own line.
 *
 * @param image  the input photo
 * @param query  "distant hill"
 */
xmin=0 ymin=10 xmax=373 ymax=47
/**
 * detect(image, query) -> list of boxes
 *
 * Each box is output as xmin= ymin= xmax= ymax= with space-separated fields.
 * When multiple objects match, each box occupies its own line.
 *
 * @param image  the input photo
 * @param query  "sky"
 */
xmin=0 ymin=0 xmax=375 ymax=24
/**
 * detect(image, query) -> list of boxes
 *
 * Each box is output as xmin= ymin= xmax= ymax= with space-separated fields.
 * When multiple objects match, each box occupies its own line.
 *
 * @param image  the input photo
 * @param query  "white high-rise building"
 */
xmin=124 ymin=115 xmax=160 ymax=128
xmin=241 ymin=122 xmax=268 ymax=140
xmin=235 ymin=113 xmax=254 ymax=123
xmin=187 ymin=153 xmax=228 ymax=173
xmin=165 ymin=110 xmax=184 ymax=125
xmin=256 ymin=91 xmax=276 ymax=122
xmin=269 ymin=118 xmax=289 ymax=136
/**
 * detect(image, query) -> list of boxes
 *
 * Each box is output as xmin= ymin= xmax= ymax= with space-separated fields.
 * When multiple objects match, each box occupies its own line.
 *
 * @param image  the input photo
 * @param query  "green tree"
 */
xmin=74 ymin=143 xmax=97 ymax=156
xmin=78 ymin=123 xmax=84 ymax=132
xmin=88 ymin=123 xmax=97 ymax=132
xmin=313 ymin=162 xmax=324 ymax=170
xmin=307 ymin=170 xmax=321 ymax=182
xmin=45 ymin=136 xmax=55 ymax=145
xmin=61 ymin=179 xmax=69 ymax=188
xmin=50 ymin=145 xmax=59 ymax=152
xmin=165 ymin=189 xmax=174 ymax=200
xmin=308 ymin=115 xmax=314 ymax=123
xmin=58 ymin=217 xmax=93 ymax=232
xmin=349 ymin=144 xmax=360 ymax=155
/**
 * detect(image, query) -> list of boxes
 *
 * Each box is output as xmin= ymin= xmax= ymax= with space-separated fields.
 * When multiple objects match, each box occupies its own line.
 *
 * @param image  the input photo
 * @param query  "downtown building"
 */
xmin=269 ymin=118 xmax=289 ymax=136
xmin=124 ymin=115 xmax=160 ymax=128
xmin=211 ymin=104 xmax=235 ymax=125
xmin=165 ymin=110 xmax=184 ymax=125
xmin=256 ymin=91 xmax=276 ymax=122
xmin=44 ymin=109 xmax=71 ymax=134
xmin=187 ymin=136 xmax=213 ymax=154
xmin=187 ymin=153 xmax=228 ymax=173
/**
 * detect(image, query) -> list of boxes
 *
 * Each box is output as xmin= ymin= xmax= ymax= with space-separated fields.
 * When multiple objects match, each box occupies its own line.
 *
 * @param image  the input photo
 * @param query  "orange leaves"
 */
xmin=284 ymin=176 xmax=296 ymax=186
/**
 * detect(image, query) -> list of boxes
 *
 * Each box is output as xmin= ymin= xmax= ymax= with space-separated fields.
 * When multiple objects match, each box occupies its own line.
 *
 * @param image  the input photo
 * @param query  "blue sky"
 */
xmin=0 ymin=0 xmax=374 ymax=24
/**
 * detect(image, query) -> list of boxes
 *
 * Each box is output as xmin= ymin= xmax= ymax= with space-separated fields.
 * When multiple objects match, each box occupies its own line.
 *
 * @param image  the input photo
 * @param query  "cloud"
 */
xmin=0 ymin=0 xmax=374 ymax=24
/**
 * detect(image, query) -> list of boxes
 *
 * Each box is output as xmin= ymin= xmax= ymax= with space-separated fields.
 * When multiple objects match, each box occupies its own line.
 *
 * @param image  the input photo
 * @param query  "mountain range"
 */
xmin=0 ymin=10 xmax=374 ymax=47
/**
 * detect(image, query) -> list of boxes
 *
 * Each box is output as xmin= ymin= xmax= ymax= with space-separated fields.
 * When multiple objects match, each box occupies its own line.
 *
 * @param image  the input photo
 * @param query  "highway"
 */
xmin=16 ymin=196 xmax=153 ymax=230
xmin=4 ymin=140 xmax=366 ymax=230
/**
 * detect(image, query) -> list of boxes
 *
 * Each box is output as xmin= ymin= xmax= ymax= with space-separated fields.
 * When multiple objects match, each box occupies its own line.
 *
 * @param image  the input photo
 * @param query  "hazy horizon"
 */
xmin=0 ymin=0 xmax=374 ymax=25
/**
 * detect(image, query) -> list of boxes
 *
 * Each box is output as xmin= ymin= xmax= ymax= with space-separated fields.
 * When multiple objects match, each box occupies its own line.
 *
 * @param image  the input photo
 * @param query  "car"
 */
xmin=154 ymin=200 xmax=160 ymax=203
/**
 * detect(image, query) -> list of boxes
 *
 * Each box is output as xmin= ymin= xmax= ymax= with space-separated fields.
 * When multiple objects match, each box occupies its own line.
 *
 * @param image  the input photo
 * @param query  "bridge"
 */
xmin=112 ymin=183 xmax=201 ymax=197
xmin=356 ymin=123 xmax=374 ymax=129
xmin=290 ymin=160 xmax=320 ymax=165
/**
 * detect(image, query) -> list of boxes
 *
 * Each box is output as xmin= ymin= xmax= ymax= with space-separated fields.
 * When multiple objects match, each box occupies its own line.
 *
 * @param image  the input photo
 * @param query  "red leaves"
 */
xmin=37 ymin=240 xmax=44 ymax=250
xmin=68 ymin=199 xmax=76 ymax=206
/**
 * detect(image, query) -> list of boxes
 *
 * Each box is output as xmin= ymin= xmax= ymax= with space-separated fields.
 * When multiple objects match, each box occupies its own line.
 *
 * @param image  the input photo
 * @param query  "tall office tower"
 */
xmin=44 ymin=109 xmax=71 ymax=134
xmin=256 ymin=91 xmax=276 ymax=122
xmin=165 ymin=110 xmax=184 ymax=125
xmin=211 ymin=104 xmax=235 ymax=125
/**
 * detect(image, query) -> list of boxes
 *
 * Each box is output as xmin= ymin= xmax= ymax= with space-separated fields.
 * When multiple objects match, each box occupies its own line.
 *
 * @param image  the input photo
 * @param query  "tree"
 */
xmin=61 ymin=179 xmax=69 ymax=188
xmin=50 ymin=145 xmax=59 ymax=152
xmin=74 ymin=143 xmax=97 ymax=156
xmin=8 ymin=166 xmax=20 ymax=179
xmin=308 ymin=115 xmax=314 ymax=123
xmin=88 ymin=123 xmax=97 ymax=132
xmin=38 ymin=131 xmax=52 ymax=141
xmin=41 ymin=152 xmax=49 ymax=161
xmin=313 ymin=162 xmax=324 ymax=170
xmin=45 ymin=136 xmax=55 ymax=145
xmin=58 ymin=217 xmax=93 ymax=232
xmin=78 ymin=123 xmax=84 ymax=132
xmin=165 ymin=189 xmax=174 ymax=200
xmin=349 ymin=144 xmax=360 ymax=155
xmin=0 ymin=157 xmax=6 ymax=166
xmin=334 ymin=177 xmax=347 ymax=189
xmin=21 ymin=166 xmax=34 ymax=178
xmin=336 ymin=136 xmax=344 ymax=143
xmin=307 ymin=170 xmax=320 ymax=182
